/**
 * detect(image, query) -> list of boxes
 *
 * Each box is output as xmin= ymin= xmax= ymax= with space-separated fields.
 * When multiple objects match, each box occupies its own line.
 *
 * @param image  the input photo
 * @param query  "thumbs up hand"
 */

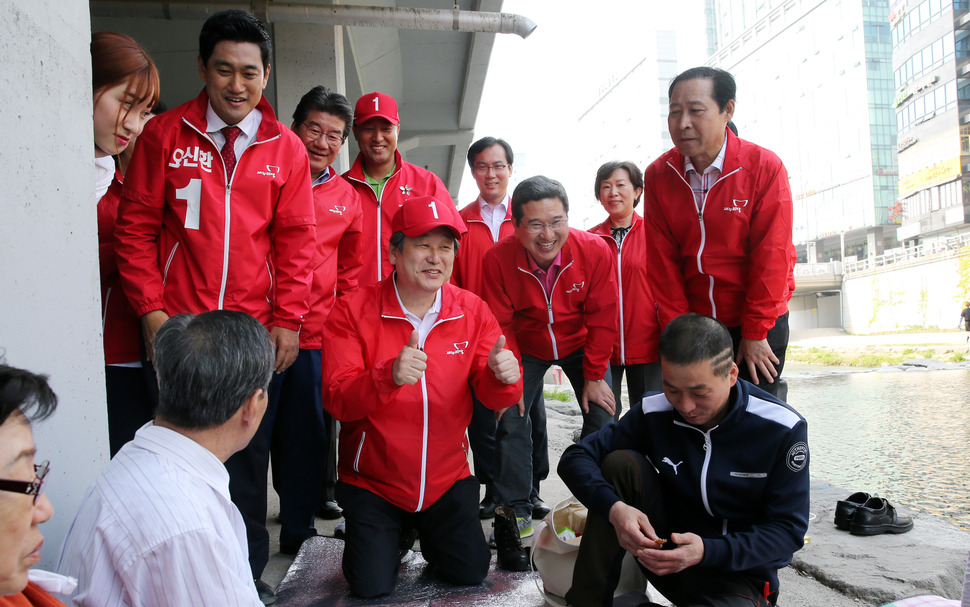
xmin=392 ymin=330 xmax=428 ymax=386
xmin=487 ymin=335 xmax=520 ymax=385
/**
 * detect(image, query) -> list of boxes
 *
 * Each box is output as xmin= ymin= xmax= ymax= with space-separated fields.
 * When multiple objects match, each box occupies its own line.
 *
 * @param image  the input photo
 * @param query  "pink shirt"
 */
xmin=527 ymin=250 xmax=562 ymax=297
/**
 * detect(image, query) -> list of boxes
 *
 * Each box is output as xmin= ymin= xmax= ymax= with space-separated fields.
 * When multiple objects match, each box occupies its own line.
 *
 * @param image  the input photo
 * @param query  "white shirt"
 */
xmin=392 ymin=274 xmax=441 ymax=349
xmin=478 ymin=194 xmax=509 ymax=242
xmin=205 ymin=103 xmax=262 ymax=161
xmin=95 ymin=156 xmax=115 ymax=201
xmin=55 ymin=423 xmax=262 ymax=607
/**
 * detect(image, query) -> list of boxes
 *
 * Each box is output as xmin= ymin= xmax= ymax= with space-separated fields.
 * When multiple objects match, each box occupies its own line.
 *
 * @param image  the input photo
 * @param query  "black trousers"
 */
xmin=104 ymin=365 xmax=156 ymax=457
xmin=609 ymin=362 xmax=662 ymax=421
xmin=336 ymin=476 xmax=490 ymax=598
xmin=727 ymin=312 xmax=789 ymax=398
xmin=566 ymin=451 xmax=777 ymax=607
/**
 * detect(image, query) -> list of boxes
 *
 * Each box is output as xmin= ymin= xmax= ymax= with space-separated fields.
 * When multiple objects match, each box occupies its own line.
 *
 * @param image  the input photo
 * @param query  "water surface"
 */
xmin=786 ymin=368 xmax=970 ymax=530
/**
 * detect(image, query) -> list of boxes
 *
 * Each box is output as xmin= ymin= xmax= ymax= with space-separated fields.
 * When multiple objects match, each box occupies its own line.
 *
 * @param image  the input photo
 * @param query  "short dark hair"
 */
xmin=658 ymin=314 xmax=735 ymax=377
xmin=153 ymin=311 xmax=274 ymax=430
xmin=668 ymin=67 xmax=736 ymax=113
xmin=292 ymin=86 xmax=354 ymax=140
xmin=511 ymin=175 xmax=569 ymax=223
xmin=466 ymin=137 xmax=514 ymax=170
xmin=199 ymin=9 xmax=272 ymax=70
xmin=389 ymin=230 xmax=459 ymax=256
xmin=0 ymin=364 xmax=57 ymax=426
xmin=594 ymin=161 xmax=644 ymax=207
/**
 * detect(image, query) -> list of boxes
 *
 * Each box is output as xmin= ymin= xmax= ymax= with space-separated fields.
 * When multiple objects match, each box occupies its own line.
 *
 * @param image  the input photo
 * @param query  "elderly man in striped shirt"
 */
xmin=56 ymin=311 xmax=273 ymax=607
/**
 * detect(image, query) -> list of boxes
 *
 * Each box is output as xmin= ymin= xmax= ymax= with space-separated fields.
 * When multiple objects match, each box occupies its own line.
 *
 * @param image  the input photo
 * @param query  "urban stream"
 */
xmin=785 ymin=365 xmax=970 ymax=530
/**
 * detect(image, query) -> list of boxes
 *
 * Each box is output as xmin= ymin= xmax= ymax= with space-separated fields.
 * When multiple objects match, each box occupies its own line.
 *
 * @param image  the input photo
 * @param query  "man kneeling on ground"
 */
xmin=322 ymin=195 xmax=523 ymax=598
xmin=558 ymin=313 xmax=809 ymax=607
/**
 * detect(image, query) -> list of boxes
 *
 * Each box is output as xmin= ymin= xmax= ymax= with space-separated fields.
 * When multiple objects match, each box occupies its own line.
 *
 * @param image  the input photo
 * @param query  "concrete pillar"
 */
xmin=273 ymin=23 xmax=351 ymax=174
xmin=807 ymin=240 xmax=818 ymax=263
xmin=866 ymin=226 xmax=885 ymax=259
xmin=0 ymin=0 xmax=109 ymax=569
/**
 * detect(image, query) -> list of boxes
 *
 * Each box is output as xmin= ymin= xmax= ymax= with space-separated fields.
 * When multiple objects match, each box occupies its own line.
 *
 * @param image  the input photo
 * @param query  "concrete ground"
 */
xmin=262 ymin=329 xmax=970 ymax=605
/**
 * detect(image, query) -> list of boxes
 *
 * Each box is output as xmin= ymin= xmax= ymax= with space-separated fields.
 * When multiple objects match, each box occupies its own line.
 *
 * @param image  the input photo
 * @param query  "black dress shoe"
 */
xmin=834 ymin=491 xmax=870 ymax=530
xmin=850 ymin=497 xmax=914 ymax=536
xmin=254 ymin=578 xmax=277 ymax=605
xmin=479 ymin=495 xmax=500 ymax=519
xmin=493 ymin=506 xmax=530 ymax=571
xmin=531 ymin=495 xmax=551 ymax=520
xmin=316 ymin=499 xmax=343 ymax=520
xmin=279 ymin=533 xmax=318 ymax=556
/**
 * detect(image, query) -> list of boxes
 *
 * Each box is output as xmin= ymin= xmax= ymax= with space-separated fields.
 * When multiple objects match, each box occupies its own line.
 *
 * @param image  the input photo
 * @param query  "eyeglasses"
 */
xmin=473 ymin=163 xmax=510 ymax=175
xmin=523 ymin=219 xmax=568 ymax=234
xmin=0 ymin=461 xmax=49 ymax=504
xmin=301 ymin=122 xmax=344 ymax=146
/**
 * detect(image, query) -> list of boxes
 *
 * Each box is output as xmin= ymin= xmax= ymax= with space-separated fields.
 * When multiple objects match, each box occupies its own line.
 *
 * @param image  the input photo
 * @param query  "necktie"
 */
xmin=220 ymin=126 xmax=242 ymax=179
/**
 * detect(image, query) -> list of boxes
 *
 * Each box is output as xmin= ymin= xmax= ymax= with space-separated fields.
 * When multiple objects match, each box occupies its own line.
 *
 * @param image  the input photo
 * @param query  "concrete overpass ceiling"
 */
xmin=90 ymin=0 xmax=525 ymax=200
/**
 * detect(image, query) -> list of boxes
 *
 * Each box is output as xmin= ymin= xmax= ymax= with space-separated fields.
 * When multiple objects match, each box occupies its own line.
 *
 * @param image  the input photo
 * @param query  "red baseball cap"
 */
xmin=391 ymin=196 xmax=467 ymax=240
xmin=354 ymin=92 xmax=400 ymax=126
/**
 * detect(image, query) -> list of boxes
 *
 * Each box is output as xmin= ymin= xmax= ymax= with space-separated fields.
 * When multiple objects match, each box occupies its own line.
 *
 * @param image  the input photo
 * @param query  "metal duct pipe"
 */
xmin=90 ymin=1 xmax=538 ymax=39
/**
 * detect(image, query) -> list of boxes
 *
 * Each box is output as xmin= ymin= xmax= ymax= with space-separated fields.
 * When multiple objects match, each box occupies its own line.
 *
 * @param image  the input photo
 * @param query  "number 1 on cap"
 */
xmin=428 ymin=200 xmax=439 ymax=219
xmin=373 ymin=95 xmax=379 ymax=111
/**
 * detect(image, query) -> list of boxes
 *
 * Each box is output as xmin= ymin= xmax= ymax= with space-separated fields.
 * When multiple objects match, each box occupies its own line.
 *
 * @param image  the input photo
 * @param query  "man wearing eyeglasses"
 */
xmin=343 ymin=91 xmax=453 ymax=287
xmin=253 ymin=86 xmax=364 ymax=556
xmin=453 ymin=137 xmax=550 ymax=523
xmin=57 ymin=311 xmax=274 ymax=607
xmin=481 ymin=175 xmax=618 ymax=558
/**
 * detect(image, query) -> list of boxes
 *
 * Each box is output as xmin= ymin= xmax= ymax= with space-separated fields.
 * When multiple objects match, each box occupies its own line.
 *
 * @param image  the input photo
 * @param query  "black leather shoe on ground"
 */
xmin=279 ymin=533 xmax=318 ymax=556
xmin=254 ymin=578 xmax=277 ymax=605
xmin=479 ymin=495 xmax=500 ymax=519
xmin=493 ymin=506 xmax=530 ymax=571
xmin=316 ymin=499 xmax=343 ymax=520
xmin=834 ymin=491 xmax=870 ymax=530
xmin=849 ymin=497 xmax=914 ymax=536
xmin=531 ymin=495 xmax=551 ymax=520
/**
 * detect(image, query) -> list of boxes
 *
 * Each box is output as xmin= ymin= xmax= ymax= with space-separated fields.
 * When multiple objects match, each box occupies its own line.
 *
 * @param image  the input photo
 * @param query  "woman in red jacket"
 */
xmin=92 ymin=32 xmax=160 ymax=456
xmin=588 ymin=161 xmax=662 ymax=420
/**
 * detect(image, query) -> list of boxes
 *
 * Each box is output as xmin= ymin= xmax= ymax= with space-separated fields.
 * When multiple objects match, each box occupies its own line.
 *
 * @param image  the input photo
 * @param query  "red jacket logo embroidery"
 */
xmin=565 ymin=282 xmax=585 ymax=294
xmin=447 ymin=341 xmax=468 ymax=355
xmin=257 ymin=165 xmax=279 ymax=178
xmin=329 ymin=205 xmax=346 ymax=215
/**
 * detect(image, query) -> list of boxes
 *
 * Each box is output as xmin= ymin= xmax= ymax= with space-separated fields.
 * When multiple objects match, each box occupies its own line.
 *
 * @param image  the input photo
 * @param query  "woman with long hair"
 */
xmin=588 ymin=161 xmax=662 ymax=420
xmin=92 ymin=31 xmax=160 ymax=456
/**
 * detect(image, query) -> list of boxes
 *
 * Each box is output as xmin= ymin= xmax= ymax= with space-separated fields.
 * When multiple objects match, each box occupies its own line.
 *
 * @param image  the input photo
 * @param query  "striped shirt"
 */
xmin=55 ymin=423 xmax=262 ymax=607
xmin=683 ymin=138 xmax=728 ymax=214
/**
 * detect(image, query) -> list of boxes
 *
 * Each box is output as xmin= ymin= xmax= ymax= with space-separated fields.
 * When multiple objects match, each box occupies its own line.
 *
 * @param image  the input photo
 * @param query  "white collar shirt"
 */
xmin=683 ymin=137 xmax=728 ymax=214
xmin=55 ymin=423 xmax=263 ymax=607
xmin=95 ymin=156 xmax=115 ymax=201
xmin=311 ymin=165 xmax=334 ymax=186
xmin=478 ymin=194 xmax=510 ymax=242
xmin=206 ymin=102 xmax=262 ymax=162
xmin=392 ymin=275 xmax=442 ymax=349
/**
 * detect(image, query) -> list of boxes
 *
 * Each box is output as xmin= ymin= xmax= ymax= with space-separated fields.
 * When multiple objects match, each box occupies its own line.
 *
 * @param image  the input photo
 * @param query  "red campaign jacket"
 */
xmin=643 ymin=129 xmax=794 ymax=341
xmin=322 ymin=280 xmax=522 ymax=512
xmin=343 ymin=149 xmax=452 ymax=287
xmin=98 ymin=173 xmax=141 ymax=364
xmin=481 ymin=229 xmax=618 ymax=380
xmin=451 ymin=196 xmax=514 ymax=297
xmin=300 ymin=174 xmax=363 ymax=348
xmin=115 ymin=90 xmax=315 ymax=331
xmin=588 ymin=213 xmax=660 ymax=365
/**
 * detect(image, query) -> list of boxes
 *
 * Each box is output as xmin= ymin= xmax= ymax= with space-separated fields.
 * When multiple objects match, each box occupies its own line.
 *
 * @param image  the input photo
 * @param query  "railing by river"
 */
xmin=842 ymin=232 xmax=970 ymax=274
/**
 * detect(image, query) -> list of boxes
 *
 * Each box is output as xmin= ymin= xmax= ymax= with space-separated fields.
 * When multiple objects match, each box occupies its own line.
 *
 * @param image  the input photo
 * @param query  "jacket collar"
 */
xmin=379 ymin=277 xmax=463 ymax=320
xmin=347 ymin=148 xmax=404 ymax=183
xmin=181 ymin=88 xmax=282 ymax=143
xmin=589 ymin=212 xmax=642 ymax=236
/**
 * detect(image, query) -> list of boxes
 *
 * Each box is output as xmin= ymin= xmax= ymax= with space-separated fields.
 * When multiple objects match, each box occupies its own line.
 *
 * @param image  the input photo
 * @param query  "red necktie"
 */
xmin=221 ymin=126 xmax=242 ymax=179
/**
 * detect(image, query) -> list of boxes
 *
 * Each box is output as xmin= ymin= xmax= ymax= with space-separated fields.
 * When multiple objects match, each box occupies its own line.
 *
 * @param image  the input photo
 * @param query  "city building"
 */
xmin=891 ymin=0 xmax=970 ymax=245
